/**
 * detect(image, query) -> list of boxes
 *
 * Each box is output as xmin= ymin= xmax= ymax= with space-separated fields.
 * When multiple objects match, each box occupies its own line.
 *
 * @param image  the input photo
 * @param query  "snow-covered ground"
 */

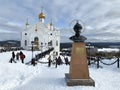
xmin=0 ymin=50 xmax=120 ymax=90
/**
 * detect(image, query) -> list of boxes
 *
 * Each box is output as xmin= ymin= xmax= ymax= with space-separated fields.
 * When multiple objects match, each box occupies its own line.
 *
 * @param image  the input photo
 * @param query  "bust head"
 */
xmin=73 ymin=21 xmax=82 ymax=37
xmin=69 ymin=20 xmax=87 ymax=42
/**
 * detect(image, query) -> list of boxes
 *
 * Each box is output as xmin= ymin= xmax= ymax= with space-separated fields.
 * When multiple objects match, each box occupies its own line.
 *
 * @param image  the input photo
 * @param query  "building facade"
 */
xmin=21 ymin=8 xmax=60 ymax=56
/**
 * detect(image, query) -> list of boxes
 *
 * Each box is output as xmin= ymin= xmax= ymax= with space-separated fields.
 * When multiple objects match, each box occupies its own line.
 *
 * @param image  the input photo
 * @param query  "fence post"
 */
xmin=117 ymin=58 xmax=119 ymax=68
xmin=88 ymin=58 xmax=91 ymax=65
xmin=97 ymin=57 xmax=99 ymax=68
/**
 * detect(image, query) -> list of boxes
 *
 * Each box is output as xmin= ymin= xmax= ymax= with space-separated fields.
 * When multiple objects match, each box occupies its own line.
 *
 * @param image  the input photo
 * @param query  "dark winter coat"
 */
xmin=12 ymin=52 xmax=15 ymax=59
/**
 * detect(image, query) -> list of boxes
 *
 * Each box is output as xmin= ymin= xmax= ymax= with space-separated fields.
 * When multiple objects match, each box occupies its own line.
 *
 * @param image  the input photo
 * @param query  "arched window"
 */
xmin=25 ymin=40 xmax=27 ymax=46
xmin=34 ymin=37 xmax=39 ymax=41
xmin=34 ymin=37 xmax=39 ymax=50
xmin=49 ymin=40 xmax=52 ymax=46
xmin=25 ymin=33 xmax=27 ymax=35
xmin=56 ymin=40 xmax=58 ymax=46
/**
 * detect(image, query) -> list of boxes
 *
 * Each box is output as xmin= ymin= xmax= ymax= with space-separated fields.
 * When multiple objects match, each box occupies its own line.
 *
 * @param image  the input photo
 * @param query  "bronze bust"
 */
xmin=69 ymin=21 xmax=87 ymax=42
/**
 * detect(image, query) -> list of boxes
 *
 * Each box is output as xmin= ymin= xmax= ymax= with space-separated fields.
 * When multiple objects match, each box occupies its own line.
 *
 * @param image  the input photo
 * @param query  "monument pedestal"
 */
xmin=65 ymin=42 xmax=95 ymax=86
xmin=65 ymin=73 xmax=95 ymax=86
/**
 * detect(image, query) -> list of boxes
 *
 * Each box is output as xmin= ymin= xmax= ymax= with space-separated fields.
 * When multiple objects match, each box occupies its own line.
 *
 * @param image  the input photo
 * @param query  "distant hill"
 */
xmin=1 ymin=40 xmax=120 ymax=48
xmin=0 ymin=40 xmax=20 ymax=47
xmin=60 ymin=42 xmax=120 ymax=49
xmin=89 ymin=42 xmax=120 ymax=48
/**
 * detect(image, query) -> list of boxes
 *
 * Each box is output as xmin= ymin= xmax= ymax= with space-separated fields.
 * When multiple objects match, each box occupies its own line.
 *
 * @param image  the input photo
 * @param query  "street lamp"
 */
xmin=88 ymin=42 xmax=91 ymax=65
xmin=31 ymin=41 xmax=34 ymax=59
xmin=40 ymin=42 xmax=43 ymax=53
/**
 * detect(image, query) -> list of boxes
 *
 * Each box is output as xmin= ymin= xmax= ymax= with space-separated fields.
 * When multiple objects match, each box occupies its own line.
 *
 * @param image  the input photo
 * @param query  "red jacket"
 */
xmin=20 ymin=54 xmax=25 ymax=60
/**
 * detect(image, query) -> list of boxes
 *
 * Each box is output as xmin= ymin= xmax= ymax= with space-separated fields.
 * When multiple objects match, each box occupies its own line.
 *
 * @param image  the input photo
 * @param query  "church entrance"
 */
xmin=34 ymin=37 xmax=39 ymax=50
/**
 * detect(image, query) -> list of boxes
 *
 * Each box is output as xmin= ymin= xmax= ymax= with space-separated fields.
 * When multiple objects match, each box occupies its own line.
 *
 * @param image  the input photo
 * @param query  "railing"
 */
xmin=88 ymin=57 xmax=120 ymax=68
xmin=35 ymin=47 xmax=54 ymax=60
xmin=25 ymin=47 xmax=54 ymax=65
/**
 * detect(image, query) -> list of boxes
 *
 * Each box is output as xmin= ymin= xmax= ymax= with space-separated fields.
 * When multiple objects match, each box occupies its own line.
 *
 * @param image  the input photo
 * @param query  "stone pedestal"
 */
xmin=65 ymin=42 xmax=95 ymax=86
xmin=65 ymin=73 xmax=95 ymax=86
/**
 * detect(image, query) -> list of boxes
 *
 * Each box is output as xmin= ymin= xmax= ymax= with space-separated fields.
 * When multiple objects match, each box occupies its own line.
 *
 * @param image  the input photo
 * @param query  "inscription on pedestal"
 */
xmin=75 ymin=47 xmax=84 ymax=55
xmin=70 ymin=43 xmax=89 ymax=79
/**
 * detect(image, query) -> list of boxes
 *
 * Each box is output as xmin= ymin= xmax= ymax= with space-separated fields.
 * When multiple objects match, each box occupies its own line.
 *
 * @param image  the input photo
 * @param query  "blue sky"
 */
xmin=0 ymin=0 xmax=120 ymax=42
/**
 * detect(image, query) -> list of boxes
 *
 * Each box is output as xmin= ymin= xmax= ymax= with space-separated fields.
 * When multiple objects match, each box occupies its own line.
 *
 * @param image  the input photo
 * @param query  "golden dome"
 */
xmin=26 ymin=22 xmax=29 ymax=26
xmin=25 ymin=17 xmax=29 ymax=26
xmin=39 ymin=12 xmax=45 ymax=19
xmin=35 ymin=24 xmax=38 ymax=32
xmin=50 ymin=22 xmax=53 ymax=26
xmin=50 ymin=19 xmax=53 ymax=26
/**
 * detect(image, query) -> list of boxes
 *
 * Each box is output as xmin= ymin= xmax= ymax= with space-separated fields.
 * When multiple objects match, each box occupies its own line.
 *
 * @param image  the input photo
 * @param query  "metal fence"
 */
xmin=88 ymin=57 xmax=120 ymax=68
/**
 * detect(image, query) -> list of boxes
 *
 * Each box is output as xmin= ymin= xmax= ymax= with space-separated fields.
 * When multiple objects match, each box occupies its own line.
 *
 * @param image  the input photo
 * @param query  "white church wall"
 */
xmin=50 ymin=30 xmax=60 ymax=56
xmin=21 ymin=10 xmax=60 ymax=54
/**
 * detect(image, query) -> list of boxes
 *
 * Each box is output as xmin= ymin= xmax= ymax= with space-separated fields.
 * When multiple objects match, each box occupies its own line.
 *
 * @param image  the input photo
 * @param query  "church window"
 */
xmin=34 ymin=37 xmax=39 ymax=41
xmin=25 ymin=40 xmax=27 ymax=46
xmin=56 ymin=52 xmax=58 ymax=55
xmin=51 ymin=40 xmax=53 ymax=46
xmin=25 ymin=33 xmax=27 ymax=35
xmin=48 ymin=40 xmax=52 ymax=46
xmin=56 ymin=40 xmax=58 ymax=46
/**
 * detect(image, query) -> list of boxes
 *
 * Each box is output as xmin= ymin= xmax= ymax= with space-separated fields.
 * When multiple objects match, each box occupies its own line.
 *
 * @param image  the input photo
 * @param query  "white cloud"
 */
xmin=0 ymin=0 xmax=120 ymax=42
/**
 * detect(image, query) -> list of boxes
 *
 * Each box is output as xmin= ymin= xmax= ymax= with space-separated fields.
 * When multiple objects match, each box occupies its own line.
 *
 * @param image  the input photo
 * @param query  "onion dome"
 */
xmin=26 ymin=22 xmax=29 ymax=26
xmin=39 ymin=12 xmax=45 ymax=19
xmin=50 ymin=22 xmax=53 ymax=26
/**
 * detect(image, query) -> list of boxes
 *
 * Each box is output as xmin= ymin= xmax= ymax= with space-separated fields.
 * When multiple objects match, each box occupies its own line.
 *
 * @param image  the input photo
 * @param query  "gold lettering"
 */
xmin=75 ymin=47 xmax=84 ymax=55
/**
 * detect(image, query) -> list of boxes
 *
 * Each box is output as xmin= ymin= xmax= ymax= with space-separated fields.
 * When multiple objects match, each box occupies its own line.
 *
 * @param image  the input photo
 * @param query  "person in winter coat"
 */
xmin=64 ymin=57 xmax=69 ymax=65
xmin=58 ymin=56 xmax=63 ymax=65
xmin=12 ymin=51 xmax=15 ymax=60
xmin=16 ymin=52 xmax=20 ymax=60
xmin=48 ymin=55 xmax=52 ymax=67
xmin=20 ymin=52 xmax=25 ymax=63
xmin=9 ymin=51 xmax=16 ymax=63
xmin=55 ymin=57 xmax=58 ymax=68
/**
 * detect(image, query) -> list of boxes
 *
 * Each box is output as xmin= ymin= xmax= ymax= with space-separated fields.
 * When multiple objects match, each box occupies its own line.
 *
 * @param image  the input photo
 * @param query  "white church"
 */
xmin=21 ymin=8 xmax=60 ymax=56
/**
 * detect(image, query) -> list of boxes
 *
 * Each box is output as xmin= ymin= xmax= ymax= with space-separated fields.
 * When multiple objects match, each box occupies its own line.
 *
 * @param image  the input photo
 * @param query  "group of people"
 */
xmin=9 ymin=51 xmax=25 ymax=63
xmin=47 ymin=55 xmax=70 ymax=68
xmin=56 ymin=56 xmax=70 ymax=65
xmin=9 ymin=50 xmax=69 ymax=67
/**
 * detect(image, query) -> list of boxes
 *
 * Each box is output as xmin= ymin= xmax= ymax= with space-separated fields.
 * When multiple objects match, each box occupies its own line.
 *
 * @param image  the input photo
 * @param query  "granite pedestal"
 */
xmin=65 ymin=42 xmax=95 ymax=86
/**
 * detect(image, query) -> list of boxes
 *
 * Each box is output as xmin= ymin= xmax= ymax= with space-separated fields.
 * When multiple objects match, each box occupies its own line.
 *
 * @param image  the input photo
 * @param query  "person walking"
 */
xmin=12 ymin=51 xmax=15 ymax=60
xmin=20 ymin=52 xmax=25 ymax=63
xmin=9 ymin=51 xmax=16 ymax=63
xmin=58 ymin=56 xmax=63 ymax=65
xmin=64 ymin=57 xmax=69 ymax=65
xmin=55 ymin=57 xmax=58 ymax=68
xmin=31 ymin=58 xmax=36 ymax=66
xmin=16 ymin=52 xmax=20 ymax=60
xmin=48 ymin=55 xmax=52 ymax=67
